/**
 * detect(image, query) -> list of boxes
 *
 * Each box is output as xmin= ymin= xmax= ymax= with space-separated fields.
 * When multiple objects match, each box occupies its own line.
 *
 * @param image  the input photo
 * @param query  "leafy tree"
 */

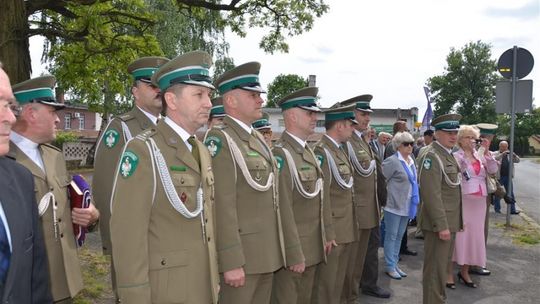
xmin=496 ymin=107 xmax=540 ymax=155
xmin=0 ymin=0 xmax=329 ymax=83
xmin=266 ymin=74 xmax=308 ymax=107
xmin=427 ymin=41 xmax=499 ymax=124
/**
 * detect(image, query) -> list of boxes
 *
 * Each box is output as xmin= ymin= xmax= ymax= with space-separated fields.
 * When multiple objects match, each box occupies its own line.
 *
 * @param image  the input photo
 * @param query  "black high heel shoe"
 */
xmin=445 ymin=282 xmax=456 ymax=289
xmin=458 ymin=272 xmax=477 ymax=288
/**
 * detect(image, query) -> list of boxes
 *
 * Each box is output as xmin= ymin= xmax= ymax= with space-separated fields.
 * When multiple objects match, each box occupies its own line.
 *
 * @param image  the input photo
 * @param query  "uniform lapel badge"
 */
xmin=316 ymin=154 xmax=324 ymax=167
xmin=104 ymin=129 xmax=120 ymax=148
xmin=119 ymin=150 xmax=139 ymax=178
xmin=423 ymin=158 xmax=432 ymax=170
xmin=170 ymin=165 xmax=187 ymax=172
xmin=204 ymin=136 xmax=221 ymax=157
xmin=275 ymin=155 xmax=284 ymax=172
xmin=180 ymin=192 xmax=187 ymax=203
xmin=247 ymin=150 xmax=259 ymax=157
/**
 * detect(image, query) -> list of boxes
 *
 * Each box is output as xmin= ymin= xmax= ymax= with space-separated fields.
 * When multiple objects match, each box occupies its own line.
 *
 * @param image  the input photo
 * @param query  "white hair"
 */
xmin=392 ymin=131 xmax=414 ymax=149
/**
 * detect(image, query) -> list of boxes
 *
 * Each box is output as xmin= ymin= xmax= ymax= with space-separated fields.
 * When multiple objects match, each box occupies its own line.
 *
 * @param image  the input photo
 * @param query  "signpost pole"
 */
xmin=506 ymin=46 xmax=518 ymax=227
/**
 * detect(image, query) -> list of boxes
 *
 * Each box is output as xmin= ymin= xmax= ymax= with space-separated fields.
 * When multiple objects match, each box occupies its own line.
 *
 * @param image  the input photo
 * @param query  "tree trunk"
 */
xmin=0 ymin=0 xmax=32 ymax=83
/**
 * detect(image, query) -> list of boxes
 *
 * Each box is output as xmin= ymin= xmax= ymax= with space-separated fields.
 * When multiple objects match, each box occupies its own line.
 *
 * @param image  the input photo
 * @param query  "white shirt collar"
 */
xmin=137 ymin=106 xmax=159 ymax=125
xmin=285 ymin=131 xmax=306 ymax=147
xmin=354 ymin=129 xmax=364 ymax=139
xmin=324 ymin=134 xmax=341 ymax=148
xmin=9 ymin=131 xmax=45 ymax=171
xmin=164 ymin=117 xmax=193 ymax=151
xmin=228 ymin=115 xmax=253 ymax=134
xmin=397 ymin=150 xmax=414 ymax=165
xmin=435 ymin=141 xmax=453 ymax=154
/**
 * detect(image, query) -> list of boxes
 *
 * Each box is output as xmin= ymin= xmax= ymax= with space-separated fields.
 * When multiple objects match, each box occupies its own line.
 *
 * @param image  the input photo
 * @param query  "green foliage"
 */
xmin=52 ymin=131 xmax=79 ymax=149
xmin=43 ymin=0 xmax=162 ymax=115
xmin=266 ymin=74 xmax=308 ymax=107
xmin=427 ymin=41 xmax=499 ymax=124
xmin=496 ymin=107 xmax=540 ymax=155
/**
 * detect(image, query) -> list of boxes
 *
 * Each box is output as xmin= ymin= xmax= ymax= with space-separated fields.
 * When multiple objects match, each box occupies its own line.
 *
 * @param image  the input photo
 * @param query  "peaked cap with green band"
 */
xmin=339 ymin=94 xmax=373 ymax=113
xmin=210 ymin=96 xmax=225 ymax=118
xmin=277 ymin=87 xmax=320 ymax=112
xmin=127 ymin=56 xmax=170 ymax=82
xmin=432 ymin=113 xmax=462 ymax=131
xmin=324 ymin=103 xmax=358 ymax=124
xmin=215 ymin=62 xmax=266 ymax=95
xmin=151 ymin=51 xmax=214 ymax=91
xmin=252 ymin=112 xmax=272 ymax=130
xmin=476 ymin=123 xmax=498 ymax=135
xmin=12 ymin=75 xmax=65 ymax=109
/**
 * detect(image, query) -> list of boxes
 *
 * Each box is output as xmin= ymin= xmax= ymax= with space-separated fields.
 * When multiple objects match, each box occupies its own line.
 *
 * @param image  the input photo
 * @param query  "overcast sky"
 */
xmin=31 ymin=0 xmax=539 ymax=121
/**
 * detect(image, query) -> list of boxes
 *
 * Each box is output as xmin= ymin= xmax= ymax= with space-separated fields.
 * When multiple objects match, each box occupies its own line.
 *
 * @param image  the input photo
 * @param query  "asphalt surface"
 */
xmin=78 ymin=169 xmax=540 ymax=304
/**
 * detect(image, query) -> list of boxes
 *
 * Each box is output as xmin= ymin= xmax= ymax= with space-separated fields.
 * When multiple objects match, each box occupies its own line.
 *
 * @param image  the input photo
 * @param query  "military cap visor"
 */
xmin=210 ymin=105 xmax=225 ymax=118
xmin=432 ymin=113 xmax=462 ymax=131
xmin=12 ymin=76 xmax=65 ymax=110
xmin=340 ymin=94 xmax=373 ymax=113
xmin=152 ymin=51 xmax=214 ymax=91
xmin=476 ymin=123 xmax=498 ymax=135
xmin=252 ymin=118 xmax=272 ymax=130
xmin=215 ymin=62 xmax=266 ymax=95
xmin=278 ymin=87 xmax=321 ymax=112
xmin=127 ymin=56 xmax=170 ymax=81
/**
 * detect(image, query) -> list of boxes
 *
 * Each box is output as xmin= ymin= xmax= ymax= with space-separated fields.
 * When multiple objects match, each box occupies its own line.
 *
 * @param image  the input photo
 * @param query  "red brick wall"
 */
xmin=56 ymin=107 xmax=96 ymax=131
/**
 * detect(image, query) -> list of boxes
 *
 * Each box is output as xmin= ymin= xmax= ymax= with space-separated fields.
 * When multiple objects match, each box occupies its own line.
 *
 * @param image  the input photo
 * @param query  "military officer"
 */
xmin=311 ymin=104 xmax=357 ymax=304
xmin=339 ymin=95 xmax=381 ymax=303
xmin=207 ymin=96 xmax=226 ymax=129
xmin=252 ymin=111 xmax=273 ymax=147
xmin=9 ymin=75 xmax=100 ymax=303
xmin=93 ymin=56 xmax=169 ymax=259
xmin=271 ymin=87 xmax=334 ymax=304
xmin=417 ymin=113 xmax=463 ymax=304
xmin=204 ymin=62 xmax=287 ymax=304
xmin=109 ymin=51 xmax=219 ymax=304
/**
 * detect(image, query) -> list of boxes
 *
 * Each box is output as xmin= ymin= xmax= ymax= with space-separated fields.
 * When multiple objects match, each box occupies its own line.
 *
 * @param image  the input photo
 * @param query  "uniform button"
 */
xmin=181 ymin=178 xmax=185 ymax=184
xmin=207 ymin=237 xmax=211 ymax=242
xmin=238 ymin=229 xmax=242 ymax=233
xmin=60 ymin=233 xmax=64 ymax=238
xmin=205 ymin=219 xmax=208 ymax=223
xmin=161 ymin=259 xmax=166 ymax=266
xmin=332 ymin=212 xmax=335 ymax=216
xmin=55 ymin=202 xmax=58 ymax=206
xmin=58 ymin=218 xmax=62 ymax=222
xmin=50 ymin=187 xmax=54 ymax=191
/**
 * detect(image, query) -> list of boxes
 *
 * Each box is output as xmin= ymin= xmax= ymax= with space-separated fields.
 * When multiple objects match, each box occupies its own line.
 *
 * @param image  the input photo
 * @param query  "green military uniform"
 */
xmin=109 ymin=52 xmax=219 ymax=304
xmin=312 ymin=105 xmax=357 ymax=304
xmin=270 ymin=87 xmax=332 ymax=304
xmin=339 ymin=95 xmax=381 ymax=303
xmin=93 ymin=56 xmax=169 ymax=256
xmin=417 ymin=114 xmax=463 ymax=304
xmin=205 ymin=62 xmax=286 ymax=304
xmin=10 ymin=76 xmax=83 ymax=302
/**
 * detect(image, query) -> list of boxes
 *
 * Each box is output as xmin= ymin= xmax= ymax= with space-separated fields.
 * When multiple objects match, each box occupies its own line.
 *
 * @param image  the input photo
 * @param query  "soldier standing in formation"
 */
xmin=109 ymin=51 xmax=219 ymax=303
xmin=417 ymin=114 xmax=463 ymax=304
xmin=340 ymin=95 xmax=382 ymax=303
xmin=311 ymin=104 xmax=357 ymax=304
xmin=92 ymin=56 xmax=169 ymax=297
xmin=271 ymin=87 xmax=333 ymax=303
xmin=9 ymin=76 xmax=99 ymax=303
xmin=207 ymin=96 xmax=226 ymax=129
xmin=204 ymin=62 xmax=288 ymax=304
xmin=252 ymin=111 xmax=273 ymax=147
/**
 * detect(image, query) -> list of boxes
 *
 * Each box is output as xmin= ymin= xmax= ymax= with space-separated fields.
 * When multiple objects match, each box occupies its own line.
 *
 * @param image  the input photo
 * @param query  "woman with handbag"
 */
xmin=446 ymin=125 xmax=498 ymax=289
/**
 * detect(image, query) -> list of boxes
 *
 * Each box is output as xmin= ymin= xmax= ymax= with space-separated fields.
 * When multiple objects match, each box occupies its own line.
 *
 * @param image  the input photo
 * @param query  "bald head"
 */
xmin=0 ymin=67 xmax=17 ymax=156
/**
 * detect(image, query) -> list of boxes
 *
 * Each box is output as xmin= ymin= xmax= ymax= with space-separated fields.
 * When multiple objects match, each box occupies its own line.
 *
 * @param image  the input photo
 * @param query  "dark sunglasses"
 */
xmin=402 ymin=142 xmax=414 ymax=147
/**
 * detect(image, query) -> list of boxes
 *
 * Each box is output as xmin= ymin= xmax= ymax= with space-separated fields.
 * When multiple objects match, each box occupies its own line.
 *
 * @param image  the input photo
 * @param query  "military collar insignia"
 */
xmin=316 ymin=154 xmax=325 ymax=167
xmin=120 ymin=150 xmax=139 ymax=178
xmin=275 ymin=155 xmax=284 ymax=172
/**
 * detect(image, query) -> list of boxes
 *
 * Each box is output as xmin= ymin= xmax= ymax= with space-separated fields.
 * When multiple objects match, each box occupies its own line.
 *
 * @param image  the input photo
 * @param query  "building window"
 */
xmin=64 ymin=114 xmax=71 ymax=129
xmin=279 ymin=119 xmax=285 ymax=127
xmin=316 ymin=120 xmax=325 ymax=127
xmin=78 ymin=114 xmax=85 ymax=130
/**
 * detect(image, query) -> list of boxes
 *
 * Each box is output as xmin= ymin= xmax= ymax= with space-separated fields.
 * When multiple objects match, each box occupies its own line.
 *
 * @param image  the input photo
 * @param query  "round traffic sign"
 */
xmin=497 ymin=47 xmax=534 ymax=79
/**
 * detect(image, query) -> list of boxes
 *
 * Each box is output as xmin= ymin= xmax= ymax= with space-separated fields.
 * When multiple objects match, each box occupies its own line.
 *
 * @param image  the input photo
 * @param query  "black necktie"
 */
xmin=0 ymin=215 xmax=10 ymax=283
xmin=188 ymin=136 xmax=200 ymax=168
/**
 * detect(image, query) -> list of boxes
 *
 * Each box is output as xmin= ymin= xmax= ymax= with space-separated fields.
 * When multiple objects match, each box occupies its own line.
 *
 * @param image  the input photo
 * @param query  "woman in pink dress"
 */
xmin=447 ymin=125 xmax=498 ymax=288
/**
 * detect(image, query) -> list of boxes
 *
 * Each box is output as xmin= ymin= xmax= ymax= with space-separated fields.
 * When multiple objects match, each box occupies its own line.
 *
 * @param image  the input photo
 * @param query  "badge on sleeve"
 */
xmin=104 ymin=129 xmax=120 ymax=148
xmin=275 ymin=155 xmax=284 ymax=172
xmin=119 ymin=150 xmax=139 ymax=178
xmin=204 ymin=136 xmax=222 ymax=157
xmin=316 ymin=154 xmax=324 ymax=167
xmin=423 ymin=158 xmax=432 ymax=170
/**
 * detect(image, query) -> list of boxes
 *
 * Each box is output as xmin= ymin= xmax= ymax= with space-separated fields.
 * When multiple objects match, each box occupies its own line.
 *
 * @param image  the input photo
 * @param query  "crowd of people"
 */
xmin=0 ymin=51 xmax=521 ymax=304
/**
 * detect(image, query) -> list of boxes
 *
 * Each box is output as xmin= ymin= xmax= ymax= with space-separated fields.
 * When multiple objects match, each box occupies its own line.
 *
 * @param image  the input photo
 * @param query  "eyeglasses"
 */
xmin=402 ymin=142 xmax=414 ymax=147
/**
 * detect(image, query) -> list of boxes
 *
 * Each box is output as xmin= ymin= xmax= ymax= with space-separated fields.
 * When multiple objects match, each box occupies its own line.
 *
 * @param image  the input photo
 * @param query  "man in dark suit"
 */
xmin=0 ymin=64 xmax=52 ymax=303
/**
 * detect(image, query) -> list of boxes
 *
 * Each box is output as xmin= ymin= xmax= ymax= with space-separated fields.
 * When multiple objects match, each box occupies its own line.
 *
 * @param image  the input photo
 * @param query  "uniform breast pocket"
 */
xmin=299 ymin=168 xmax=317 ymax=182
xmin=246 ymin=158 xmax=268 ymax=181
xmin=149 ymin=250 xmax=188 ymax=303
xmin=444 ymin=165 xmax=459 ymax=180
xmin=338 ymin=163 xmax=351 ymax=178
xmin=172 ymin=174 xmax=200 ymax=209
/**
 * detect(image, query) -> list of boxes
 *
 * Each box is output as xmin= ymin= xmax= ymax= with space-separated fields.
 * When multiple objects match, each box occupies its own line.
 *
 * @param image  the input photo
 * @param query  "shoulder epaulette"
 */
xmin=118 ymin=112 xmax=135 ymax=122
xmin=41 ymin=143 xmax=62 ymax=152
xmin=134 ymin=128 xmax=157 ymax=141
xmin=212 ymin=124 xmax=227 ymax=130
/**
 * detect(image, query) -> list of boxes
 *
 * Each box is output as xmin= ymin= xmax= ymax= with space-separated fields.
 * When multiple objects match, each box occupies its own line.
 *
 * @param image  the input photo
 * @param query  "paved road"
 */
xmin=513 ymin=158 xmax=540 ymax=224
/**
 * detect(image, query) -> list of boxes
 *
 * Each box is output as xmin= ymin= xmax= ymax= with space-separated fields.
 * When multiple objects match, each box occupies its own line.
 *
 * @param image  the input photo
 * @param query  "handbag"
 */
xmin=486 ymin=174 xmax=497 ymax=194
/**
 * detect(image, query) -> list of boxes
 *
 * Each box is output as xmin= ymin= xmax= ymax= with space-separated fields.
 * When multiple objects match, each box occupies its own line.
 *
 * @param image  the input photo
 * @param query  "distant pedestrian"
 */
xmin=492 ymin=141 xmax=520 ymax=214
